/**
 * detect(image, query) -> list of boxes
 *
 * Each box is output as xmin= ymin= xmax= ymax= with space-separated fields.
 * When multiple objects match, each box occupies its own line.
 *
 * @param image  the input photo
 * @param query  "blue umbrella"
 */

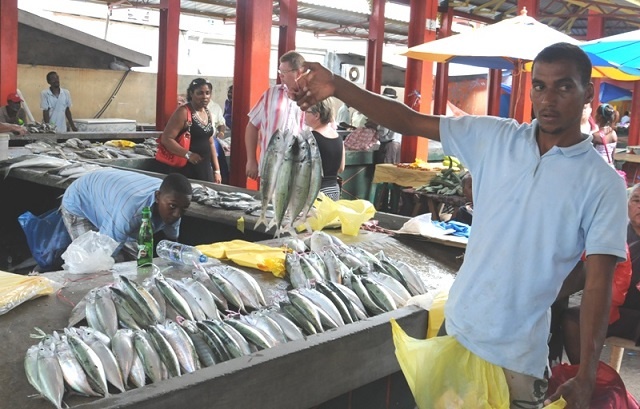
xmin=581 ymin=29 xmax=640 ymax=78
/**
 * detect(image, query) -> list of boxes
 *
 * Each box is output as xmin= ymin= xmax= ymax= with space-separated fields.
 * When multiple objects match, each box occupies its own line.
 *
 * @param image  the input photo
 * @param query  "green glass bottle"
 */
xmin=137 ymin=206 xmax=153 ymax=266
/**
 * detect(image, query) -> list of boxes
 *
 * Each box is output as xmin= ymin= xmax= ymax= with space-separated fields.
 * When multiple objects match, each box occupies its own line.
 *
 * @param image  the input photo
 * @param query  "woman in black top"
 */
xmin=158 ymin=78 xmax=222 ymax=183
xmin=305 ymin=99 xmax=345 ymax=200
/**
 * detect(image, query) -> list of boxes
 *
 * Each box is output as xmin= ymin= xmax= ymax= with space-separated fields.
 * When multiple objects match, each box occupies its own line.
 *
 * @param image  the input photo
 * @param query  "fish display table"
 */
xmin=0 ymin=233 xmax=461 ymax=409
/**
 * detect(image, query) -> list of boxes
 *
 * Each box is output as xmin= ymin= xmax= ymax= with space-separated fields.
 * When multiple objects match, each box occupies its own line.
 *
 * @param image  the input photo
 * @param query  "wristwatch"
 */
xmin=184 ymin=151 xmax=192 ymax=160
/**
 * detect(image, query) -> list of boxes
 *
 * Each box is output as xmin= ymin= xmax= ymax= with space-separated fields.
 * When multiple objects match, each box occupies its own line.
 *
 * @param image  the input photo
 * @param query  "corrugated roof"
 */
xmin=86 ymin=0 xmax=640 ymax=43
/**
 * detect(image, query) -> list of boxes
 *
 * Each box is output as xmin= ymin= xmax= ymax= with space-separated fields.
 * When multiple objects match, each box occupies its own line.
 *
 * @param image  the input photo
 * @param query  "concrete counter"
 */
xmin=0 ymin=232 xmax=458 ymax=409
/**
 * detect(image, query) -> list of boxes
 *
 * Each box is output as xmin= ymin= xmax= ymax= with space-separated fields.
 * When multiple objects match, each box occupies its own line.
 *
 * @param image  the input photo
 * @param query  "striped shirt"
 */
xmin=61 ymin=169 xmax=180 ymax=246
xmin=248 ymin=84 xmax=305 ymax=169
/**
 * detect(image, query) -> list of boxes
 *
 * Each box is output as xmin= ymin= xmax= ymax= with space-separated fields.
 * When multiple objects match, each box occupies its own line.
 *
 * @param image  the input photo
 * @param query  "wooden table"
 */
xmin=372 ymin=163 xmax=439 ymax=187
xmin=372 ymin=164 xmax=440 ymax=214
xmin=614 ymin=151 xmax=640 ymax=186
xmin=402 ymin=188 xmax=467 ymax=220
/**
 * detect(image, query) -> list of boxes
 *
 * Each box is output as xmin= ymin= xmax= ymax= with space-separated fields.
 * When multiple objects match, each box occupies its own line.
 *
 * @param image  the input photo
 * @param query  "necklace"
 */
xmin=194 ymin=108 xmax=208 ymax=124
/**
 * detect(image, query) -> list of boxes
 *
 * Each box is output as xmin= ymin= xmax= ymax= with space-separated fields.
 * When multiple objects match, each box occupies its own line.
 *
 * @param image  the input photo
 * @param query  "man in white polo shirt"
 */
xmin=293 ymin=42 xmax=627 ymax=409
xmin=40 ymin=71 xmax=77 ymax=132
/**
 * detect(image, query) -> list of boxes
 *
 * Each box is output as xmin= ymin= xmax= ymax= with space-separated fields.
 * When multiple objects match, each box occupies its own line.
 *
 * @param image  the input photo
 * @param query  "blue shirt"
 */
xmin=40 ymin=88 xmax=72 ymax=132
xmin=62 ymin=169 xmax=180 ymax=246
xmin=440 ymin=115 xmax=627 ymax=378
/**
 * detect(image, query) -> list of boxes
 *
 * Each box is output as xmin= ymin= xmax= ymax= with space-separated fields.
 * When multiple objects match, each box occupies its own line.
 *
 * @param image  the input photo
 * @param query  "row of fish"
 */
xmin=256 ymin=129 xmax=323 ymax=236
xmin=0 ymin=154 xmax=107 ymax=182
xmin=68 ymin=266 xmax=269 ymax=334
xmin=23 ymin=137 xmax=156 ymax=160
xmin=191 ymin=184 xmax=266 ymax=213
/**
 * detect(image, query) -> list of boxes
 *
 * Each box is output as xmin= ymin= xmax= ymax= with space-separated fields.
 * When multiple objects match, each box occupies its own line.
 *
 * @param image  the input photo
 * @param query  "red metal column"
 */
xmin=155 ymin=0 xmax=180 ymax=131
xmin=433 ymin=6 xmax=452 ymax=116
xmin=229 ymin=0 xmax=273 ymax=189
xmin=365 ymin=0 xmax=385 ymax=93
xmin=277 ymin=0 xmax=297 ymax=84
xmin=401 ymin=0 xmax=437 ymax=162
xmin=0 ymin=0 xmax=19 ymax=99
xmin=587 ymin=10 xmax=604 ymax=111
xmin=510 ymin=1 xmax=538 ymax=123
xmin=487 ymin=69 xmax=502 ymax=116
xmin=629 ymin=81 xmax=640 ymax=146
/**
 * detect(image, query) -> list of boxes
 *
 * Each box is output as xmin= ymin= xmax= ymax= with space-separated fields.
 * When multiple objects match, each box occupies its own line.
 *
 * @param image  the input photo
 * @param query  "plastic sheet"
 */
xmin=0 ymin=270 xmax=62 ymax=315
xmin=197 ymin=240 xmax=287 ymax=277
xmin=61 ymin=231 xmax=119 ymax=274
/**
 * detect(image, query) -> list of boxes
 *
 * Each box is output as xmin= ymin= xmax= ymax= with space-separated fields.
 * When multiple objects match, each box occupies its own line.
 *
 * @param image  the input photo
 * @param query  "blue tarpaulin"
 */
xmin=599 ymin=82 xmax=632 ymax=103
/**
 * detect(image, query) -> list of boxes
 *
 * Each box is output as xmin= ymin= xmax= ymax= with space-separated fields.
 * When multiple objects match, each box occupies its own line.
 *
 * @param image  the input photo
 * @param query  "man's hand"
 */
xmin=293 ymin=62 xmax=336 ymax=111
xmin=246 ymin=159 xmax=259 ymax=180
xmin=544 ymin=375 xmax=594 ymax=409
xmin=71 ymin=124 xmax=78 ymax=132
xmin=13 ymin=124 xmax=27 ymax=136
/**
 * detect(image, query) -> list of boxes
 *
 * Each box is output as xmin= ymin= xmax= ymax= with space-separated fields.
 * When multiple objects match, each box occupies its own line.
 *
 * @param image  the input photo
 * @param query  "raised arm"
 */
xmin=294 ymin=62 xmax=442 ymax=141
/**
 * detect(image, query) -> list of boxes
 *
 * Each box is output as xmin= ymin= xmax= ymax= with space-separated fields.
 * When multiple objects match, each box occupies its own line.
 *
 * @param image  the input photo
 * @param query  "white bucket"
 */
xmin=0 ymin=133 xmax=9 ymax=161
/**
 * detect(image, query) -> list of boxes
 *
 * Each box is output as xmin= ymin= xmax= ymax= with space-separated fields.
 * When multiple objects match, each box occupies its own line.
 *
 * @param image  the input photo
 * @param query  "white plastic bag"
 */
xmin=61 ymin=231 xmax=119 ymax=274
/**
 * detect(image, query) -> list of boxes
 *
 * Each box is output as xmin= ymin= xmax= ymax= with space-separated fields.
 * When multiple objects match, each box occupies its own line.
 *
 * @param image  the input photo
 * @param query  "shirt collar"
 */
xmin=530 ymin=119 xmax=594 ymax=158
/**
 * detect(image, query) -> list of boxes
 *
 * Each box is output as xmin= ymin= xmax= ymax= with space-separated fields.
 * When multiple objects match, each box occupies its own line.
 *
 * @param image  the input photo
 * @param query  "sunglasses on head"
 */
xmin=191 ymin=78 xmax=211 ymax=86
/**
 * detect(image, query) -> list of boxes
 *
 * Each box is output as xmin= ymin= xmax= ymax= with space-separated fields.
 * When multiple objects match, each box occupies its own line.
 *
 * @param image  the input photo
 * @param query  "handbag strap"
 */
xmin=185 ymin=106 xmax=192 ymax=131
xmin=600 ymin=129 xmax=612 ymax=163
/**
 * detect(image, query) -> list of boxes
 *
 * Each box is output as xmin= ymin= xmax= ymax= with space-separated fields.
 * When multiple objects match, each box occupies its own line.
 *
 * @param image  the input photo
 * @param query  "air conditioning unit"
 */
xmin=341 ymin=64 xmax=365 ymax=84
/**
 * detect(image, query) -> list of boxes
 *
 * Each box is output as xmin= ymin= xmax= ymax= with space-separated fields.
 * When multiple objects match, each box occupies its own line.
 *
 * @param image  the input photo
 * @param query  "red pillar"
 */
xmin=433 ymin=6 xmax=453 ymax=116
xmin=401 ymin=0 xmax=437 ymax=162
xmin=629 ymin=81 xmax=640 ymax=146
xmin=365 ymin=0 xmax=385 ymax=93
xmin=510 ymin=1 xmax=538 ymax=123
xmin=229 ymin=0 xmax=273 ymax=189
xmin=155 ymin=0 xmax=180 ymax=131
xmin=277 ymin=0 xmax=297 ymax=84
xmin=0 ymin=0 xmax=19 ymax=99
xmin=487 ymin=69 xmax=502 ymax=116
xmin=587 ymin=10 xmax=604 ymax=111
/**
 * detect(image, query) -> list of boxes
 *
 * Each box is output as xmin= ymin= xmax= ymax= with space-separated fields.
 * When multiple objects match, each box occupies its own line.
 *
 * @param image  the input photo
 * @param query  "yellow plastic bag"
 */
xmin=426 ymin=290 xmax=448 ymax=339
xmin=103 ymin=139 xmax=136 ymax=148
xmin=0 ymin=271 xmax=62 ymax=315
xmin=335 ymin=198 xmax=376 ymax=236
xmin=196 ymin=240 xmax=287 ymax=278
xmin=391 ymin=319 xmax=510 ymax=409
xmin=304 ymin=193 xmax=376 ymax=236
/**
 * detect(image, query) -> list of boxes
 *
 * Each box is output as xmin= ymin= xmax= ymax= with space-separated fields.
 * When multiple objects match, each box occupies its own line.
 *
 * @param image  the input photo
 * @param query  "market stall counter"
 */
xmin=0 ymin=232 xmax=459 ymax=409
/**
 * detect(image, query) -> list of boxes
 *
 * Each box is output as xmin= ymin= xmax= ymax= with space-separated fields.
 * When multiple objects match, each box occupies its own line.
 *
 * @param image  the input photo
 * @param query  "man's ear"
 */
xmin=584 ymin=82 xmax=595 ymax=105
xmin=154 ymin=190 xmax=160 ymax=202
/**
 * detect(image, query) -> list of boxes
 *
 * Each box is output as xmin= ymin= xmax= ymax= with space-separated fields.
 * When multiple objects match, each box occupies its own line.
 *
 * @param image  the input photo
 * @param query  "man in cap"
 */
xmin=0 ymin=92 xmax=28 ymax=135
xmin=0 ymin=92 xmax=28 ymax=125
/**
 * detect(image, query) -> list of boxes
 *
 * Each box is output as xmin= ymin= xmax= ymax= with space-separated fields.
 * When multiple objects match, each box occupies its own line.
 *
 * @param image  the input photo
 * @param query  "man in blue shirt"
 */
xmin=61 ymin=169 xmax=192 ymax=260
xmin=293 ymin=43 xmax=627 ymax=409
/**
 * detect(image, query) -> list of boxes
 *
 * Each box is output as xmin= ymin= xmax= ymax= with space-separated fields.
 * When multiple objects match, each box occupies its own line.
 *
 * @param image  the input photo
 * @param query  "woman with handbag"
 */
xmin=157 ymin=78 xmax=222 ymax=183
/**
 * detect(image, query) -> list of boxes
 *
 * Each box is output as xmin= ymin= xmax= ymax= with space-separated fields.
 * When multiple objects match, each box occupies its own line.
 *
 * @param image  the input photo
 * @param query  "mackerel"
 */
xmin=288 ymin=290 xmax=324 ymax=333
xmin=155 ymin=275 xmax=194 ymax=321
xmin=166 ymin=277 xmax=207 ymax=321
xmin=55 ymin=339 xmax=100 ymax=397
xmin=66 ymin=331 xmax=109 ymax=397
xmin=287 ymin=134 xmax=312 ymax=229
xmin=148 ymin=325 xmax=181 ymax=378
xmin=95 ymin=287 xmax=119 ymax=338
xmin=256 ymin=130 xmax=286 ymax=229
xmin=263 ymin=309 xmax=305 ymax=341
xmin=157 ymin=320 xmax=200 ymax=373
xmin=270 ymin=132 xmax=298 ymax=235
xmin=179 ymin=320 xmax=216 ymax=368
xmin=80 ymin=330 xmax=125 ymax=393
xmin=281 ymin=302 xmax=317 ymax=336
xmin=181 ymin=277 xmax=220 ymax=320
xmin=36 ymin=347 xmax=65 ymax=409
xmin=361 ymin=276 xmax=397 ymax=313
xmin=285 ymin=252 xmax=308 ymax=289
xmin=297 ymin=287 xmax=345 ymax=327
xmin=225 ymin=318 xmax=275 ymax=350
xmin=315 ymin=281 xmax=354 ymax=324
xmin=111 ymin=329 xmax=135 ymax=387
xmin=207 ymin=271 xmax=246 ymax=313
xmin=299 ymin=131 xmax=323 ymax=223
xmin=133 ymin=330 xmax=163 ymax=383
xmin=349 ymin=274 xmax=385 ymax=316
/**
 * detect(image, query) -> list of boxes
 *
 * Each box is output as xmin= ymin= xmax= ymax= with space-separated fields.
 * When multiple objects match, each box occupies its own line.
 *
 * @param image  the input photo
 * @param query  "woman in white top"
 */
xmin=592 ymin=103 xmax=619 ymax=165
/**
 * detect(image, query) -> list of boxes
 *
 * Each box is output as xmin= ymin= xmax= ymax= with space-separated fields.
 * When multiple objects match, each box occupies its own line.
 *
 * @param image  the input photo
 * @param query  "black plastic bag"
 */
xmin=18 ymin=208 xmax=72 ymax=271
